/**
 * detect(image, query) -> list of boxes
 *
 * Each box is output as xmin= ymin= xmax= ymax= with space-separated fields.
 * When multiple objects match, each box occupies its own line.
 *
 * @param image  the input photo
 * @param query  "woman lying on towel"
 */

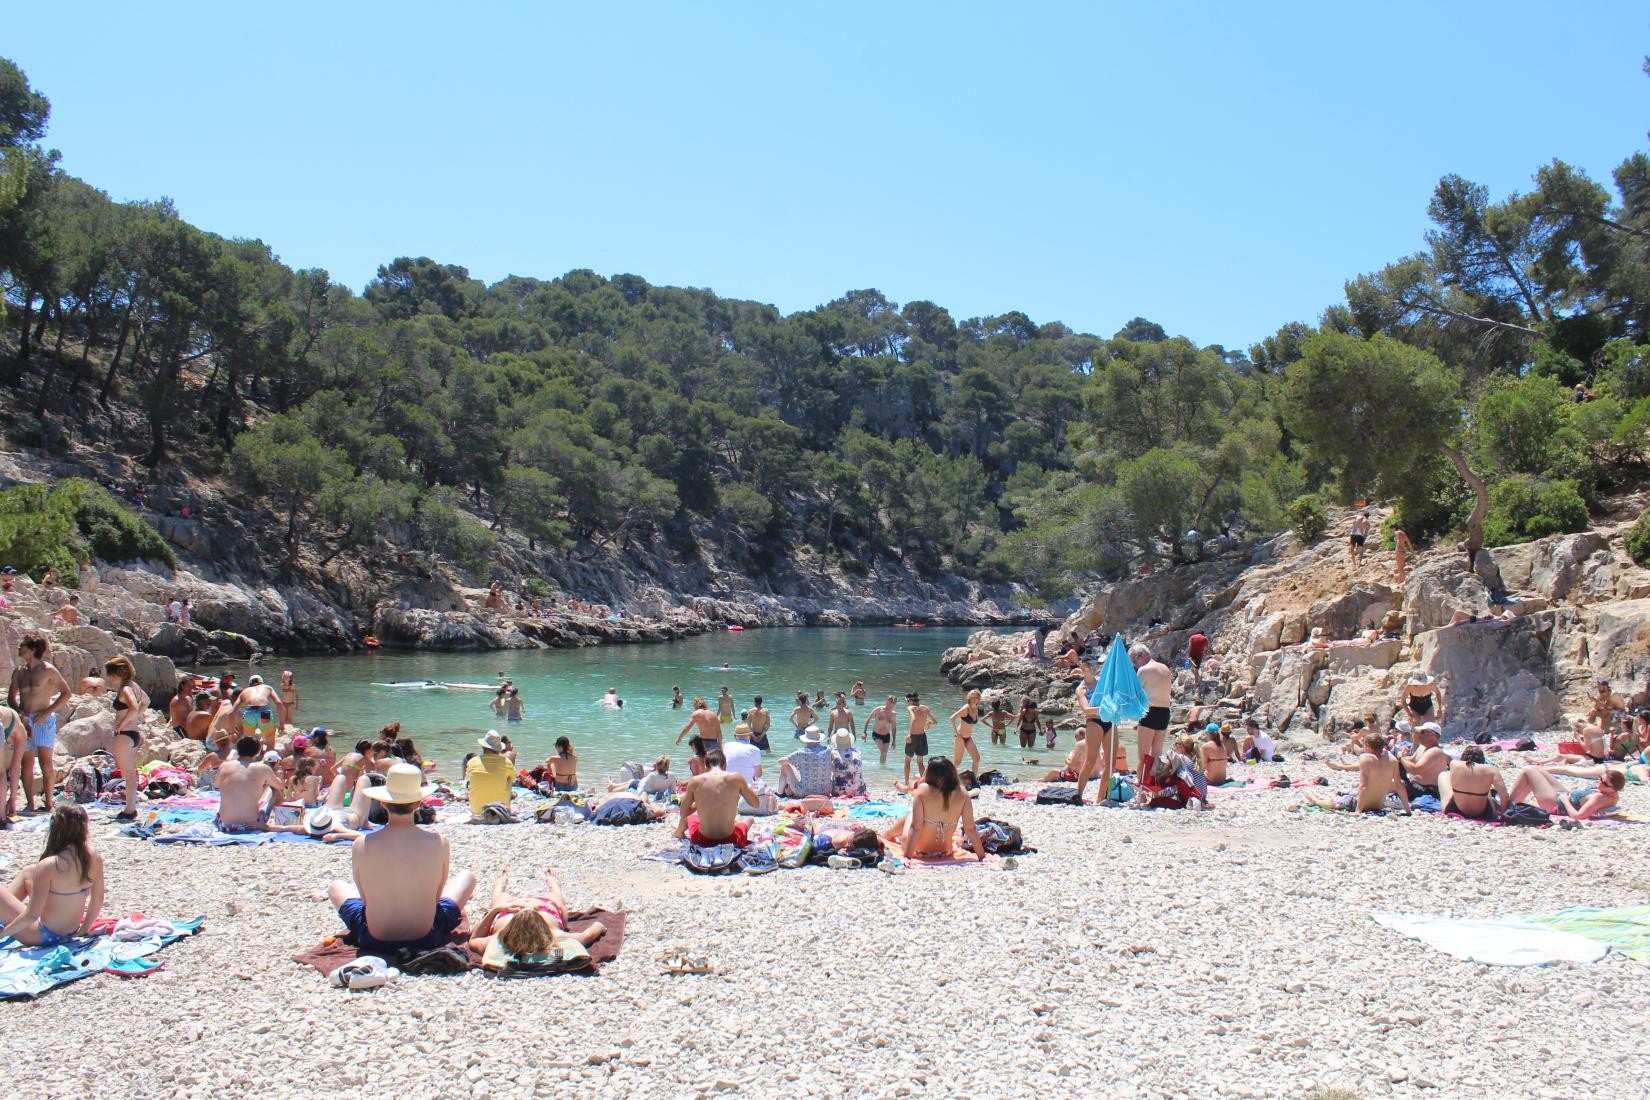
xmin=882 ymin=758 xmax=987 ymax=861
xmin=468 ymin=868 xmax=607 ymax=970
xmin=0 ymin=804 xmax=104 ymax=946
xmin=1507 ymin=765 xmax=1625 ymax=820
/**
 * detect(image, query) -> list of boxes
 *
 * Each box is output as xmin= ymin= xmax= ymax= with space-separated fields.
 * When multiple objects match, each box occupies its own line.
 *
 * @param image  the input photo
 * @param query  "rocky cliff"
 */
xmin=0 ymin=444 xmax=1040 ymax=658
xmin=944 ymin=511 xmax=1650 ymax=741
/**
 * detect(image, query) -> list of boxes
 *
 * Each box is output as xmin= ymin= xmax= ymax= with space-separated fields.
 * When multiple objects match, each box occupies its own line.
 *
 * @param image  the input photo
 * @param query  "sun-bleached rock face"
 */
xmin=1415 ymin=614 xmax=1564 ymax=737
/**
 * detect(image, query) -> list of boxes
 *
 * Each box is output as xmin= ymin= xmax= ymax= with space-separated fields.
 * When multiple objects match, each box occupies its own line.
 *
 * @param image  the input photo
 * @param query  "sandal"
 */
xmin=660 ymin=948 xmax=714 ymax=975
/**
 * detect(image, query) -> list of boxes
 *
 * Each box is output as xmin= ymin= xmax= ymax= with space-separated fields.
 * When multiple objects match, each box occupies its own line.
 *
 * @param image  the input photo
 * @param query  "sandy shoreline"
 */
xmin=3 ymin=751 xmax=1648 ymax=1100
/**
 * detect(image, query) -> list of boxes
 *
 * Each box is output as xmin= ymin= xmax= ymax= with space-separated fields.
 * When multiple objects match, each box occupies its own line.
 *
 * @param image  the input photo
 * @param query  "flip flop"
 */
xmin=660 ymin=948 xmax=713 ymax=975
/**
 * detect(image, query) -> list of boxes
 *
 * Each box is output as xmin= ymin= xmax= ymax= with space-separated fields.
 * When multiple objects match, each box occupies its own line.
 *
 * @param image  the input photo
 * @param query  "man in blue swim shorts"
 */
xmin=9 ymin=633 xmax=72 ymax=814
xmin=328 ymin=763 xmax=476 ymax=954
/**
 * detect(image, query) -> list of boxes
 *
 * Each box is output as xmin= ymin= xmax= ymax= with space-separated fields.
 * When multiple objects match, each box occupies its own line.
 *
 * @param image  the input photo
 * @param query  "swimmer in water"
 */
xmin=721 ymin=662 xmax=731 ymax=672
xmin=602 ymin=688 xmax=620 ymax=709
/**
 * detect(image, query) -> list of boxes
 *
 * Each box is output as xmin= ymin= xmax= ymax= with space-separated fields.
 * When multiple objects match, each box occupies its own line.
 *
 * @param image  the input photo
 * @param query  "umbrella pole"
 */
xmin=1100 ymin=726 xmax=1116 ymax=804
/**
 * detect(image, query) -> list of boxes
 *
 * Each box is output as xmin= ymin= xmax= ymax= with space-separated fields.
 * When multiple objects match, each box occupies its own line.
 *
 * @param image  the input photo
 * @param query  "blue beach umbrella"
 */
xmin=1089 ymin=635 xmax=1149 ymax=725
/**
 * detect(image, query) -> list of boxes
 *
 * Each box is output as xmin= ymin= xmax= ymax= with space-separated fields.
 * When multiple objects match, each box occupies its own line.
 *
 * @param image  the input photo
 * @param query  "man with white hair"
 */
xmin=1132 ymin=644 xmax=1173 ymax=780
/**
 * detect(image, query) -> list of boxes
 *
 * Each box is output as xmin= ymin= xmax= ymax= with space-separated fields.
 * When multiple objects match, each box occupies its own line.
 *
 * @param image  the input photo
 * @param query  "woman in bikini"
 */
xmin=1399 ymin=672 xmax=1443 ymax=729
xmin=949 ymin=690 xmax=984 ymax=775
xmin=286 ymin=755 xmax=322 ymax=807
xmin=1436 ymin=746 xmax=1507 ymax=820
xmin=986 ymin=695 xmax=1011 ymax=747
xmin=0 ymin=804 xmax=104 ymax=946
xmin=549 ymin=736 xmax=578 ymax=791
xmin=467 ymin=868 xmax=607 ymax=968
xmin=1198 ymin=724 xmax=1230 ymax=785
xmin=1016 ymin=697 xmax=1040 ymax=750
xmin=104 ymin=656 xmax=149 ymax=822
xmin=1507 ymin=765 xmax=1624 ymax=820
xmin=278 ymin=670 xmax=300 ymax=730
xmin=883 ymin=757 xmax=987 ymax=861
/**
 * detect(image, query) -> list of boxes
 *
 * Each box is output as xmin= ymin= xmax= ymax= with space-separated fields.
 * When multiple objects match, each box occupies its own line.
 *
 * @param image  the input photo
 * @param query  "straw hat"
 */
xmin=799 ymin=727 xmax=825 ymax=746
xmin=733 ymin=723 xmax=752 ymax=740
xmin=832 ymin=729 xmax=855 ymax=753
xmin=303 ymin=808 xmax=335 ymax=836
xmin=362 ymin=762 xmax=434 ymax=804
xmin=1409 ymin=672 xmax=1434 ymax=686
xmin=478 ymin=730 xmax=506 ymax=753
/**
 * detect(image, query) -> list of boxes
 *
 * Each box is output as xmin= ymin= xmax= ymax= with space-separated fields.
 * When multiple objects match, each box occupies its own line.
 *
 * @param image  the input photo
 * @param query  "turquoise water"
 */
xmin=278 ymin=627 xmax=1040 ymax=780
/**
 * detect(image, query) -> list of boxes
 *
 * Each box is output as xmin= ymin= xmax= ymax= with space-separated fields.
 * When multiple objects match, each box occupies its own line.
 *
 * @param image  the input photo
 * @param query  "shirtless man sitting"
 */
xmin=8 ymin=633 xmax=72 ymax=815
xmin=1398 ymin=722 xmax=1449 ymax=798
xmin=168 ymin=674 xmax=197 ymax=735
xmin=234 ymin=675 xmax=283 ymax=750
xmin=674 ymin=748 xmax=759 ymax=848
xmin=675 ymin=698 xmax=723 ymax=755
xmin=214 ymin=736 xmax=287 ymax=832
xmin=1308 ymin=732 xmax=1410 ymax=813
xmin=1585 ymin=678 xmax=1624 ymax=734
xmin=1132 ymin=644 xmax=1173 ymax=780
xmin=328 ymin=763 xmax=477 ymax=954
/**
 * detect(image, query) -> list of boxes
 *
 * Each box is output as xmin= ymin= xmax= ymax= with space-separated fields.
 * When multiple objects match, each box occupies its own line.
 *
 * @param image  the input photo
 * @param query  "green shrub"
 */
xmin=1628 ymin=511 xmax=1650 ymax=566
xmin=0 ymin=478 xmax=176 ymax=578
xmin=1287 ymin=493 xmax=1328 ymax=544
xmin=1483 ymin=475 xmax=1589 ymax=547
xmin=1388 ymin=450 xmax=1470 ymax=544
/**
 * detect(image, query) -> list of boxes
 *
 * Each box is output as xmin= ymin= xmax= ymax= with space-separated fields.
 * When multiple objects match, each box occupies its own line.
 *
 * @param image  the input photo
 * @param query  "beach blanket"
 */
xmin=152 ymin=823 xmax=278 ymax=845
xmin=848 ymin=801 xmax=904 ymax=819
xmin=1371 ymin=912 xmax=1606 ymax=967
xmin=292 ymin=910 xmax=624 ymax=978
xmin=881 ymin=837 xmax=991 ymax=868
xmin=0 ymin=916 xmax=205 ymax=1000
xmin=1525 ymin=906 xmax=1650 ymax=962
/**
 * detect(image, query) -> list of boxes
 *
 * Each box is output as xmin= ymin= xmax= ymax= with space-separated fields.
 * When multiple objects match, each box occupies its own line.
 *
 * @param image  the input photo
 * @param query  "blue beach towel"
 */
xmin=1090 ymin=635 xmax=1149 ymax=725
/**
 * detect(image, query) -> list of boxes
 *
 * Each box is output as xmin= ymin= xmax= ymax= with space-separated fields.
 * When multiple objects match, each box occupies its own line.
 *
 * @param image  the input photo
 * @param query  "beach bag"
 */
xmin=63 ymin=761 xmax=104 ymax=804
xmin=1500 ymin=803 xmax=1551 ymax=827
xmin=1035 ymin=786 xmax=1083 ymax=806
xmin=975 ymin=817 xmax=1023 ymax=854
xmin=684 ymin=843 xmax=742 ymax=875
xmin=1107 ymin=775 xmax=1136 ymax=803
xmin=976 ymin=769 xmax=1013 ymax=787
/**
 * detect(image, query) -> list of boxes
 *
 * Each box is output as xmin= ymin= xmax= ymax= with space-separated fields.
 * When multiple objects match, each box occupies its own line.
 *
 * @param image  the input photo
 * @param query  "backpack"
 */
xmin=1500 ymin=803 xmax=1551 ymax=827
xmin=974 ymin=817 xmax=1023 ymax=854
xmin=63 ymin=761 xmax=104 ymax=805
xmin=1035 ymin=785 xmax=1084 ymax=806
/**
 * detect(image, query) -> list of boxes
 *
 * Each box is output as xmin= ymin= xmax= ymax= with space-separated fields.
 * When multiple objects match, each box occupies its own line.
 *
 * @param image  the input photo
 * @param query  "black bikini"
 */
xmin=113 ymin=694 xmax=140 ymax=746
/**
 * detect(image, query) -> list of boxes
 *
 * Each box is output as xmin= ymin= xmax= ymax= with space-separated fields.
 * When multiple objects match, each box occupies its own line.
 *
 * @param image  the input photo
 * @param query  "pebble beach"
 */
xmin=4 ymin=750 xmax=1647 ymax=1100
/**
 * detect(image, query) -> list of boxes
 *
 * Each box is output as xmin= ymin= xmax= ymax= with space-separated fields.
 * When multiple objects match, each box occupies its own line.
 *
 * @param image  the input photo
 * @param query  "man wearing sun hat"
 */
xmin=466 ymin=730 xmax=515 ymax=815
xmin=328 ymin=762 xmax=477 ymax=954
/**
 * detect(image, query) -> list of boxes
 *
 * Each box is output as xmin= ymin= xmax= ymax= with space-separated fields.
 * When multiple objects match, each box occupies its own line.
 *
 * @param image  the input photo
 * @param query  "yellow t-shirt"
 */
xmin=466 ymin=752 xmax=515 ymax=814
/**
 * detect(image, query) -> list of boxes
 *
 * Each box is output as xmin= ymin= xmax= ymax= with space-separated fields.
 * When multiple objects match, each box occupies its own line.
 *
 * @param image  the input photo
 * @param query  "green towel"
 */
xmin=1524 ymin=905 xmax=1650 ymax=962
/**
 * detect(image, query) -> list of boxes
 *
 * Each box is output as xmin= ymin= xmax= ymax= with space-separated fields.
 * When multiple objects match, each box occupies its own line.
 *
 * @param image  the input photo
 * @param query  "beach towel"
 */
xmin=292 ymin=910 xmax=624 ymax=978
xmin=1090 ymin=635 xmax=1149 ymax=725
xmin=880 ymin=837 xmax=990 ymax=867
xmin=152 ymin=823 xmax=277 ymax=846
xmin=1524 ymin=906 xmax=1650 ymax=963
xmin=848 ymin=801 xmax=904 ymax=819
xmin=1371 ymin=912 xmax=1606 ymax=967
xmin=0 ymin=916 xmax=205 ymax=1000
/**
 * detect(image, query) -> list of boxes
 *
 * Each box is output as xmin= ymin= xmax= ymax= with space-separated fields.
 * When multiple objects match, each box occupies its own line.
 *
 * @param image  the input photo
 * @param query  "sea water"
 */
xmin=277 ymin=627 xmax=1047 ymax=780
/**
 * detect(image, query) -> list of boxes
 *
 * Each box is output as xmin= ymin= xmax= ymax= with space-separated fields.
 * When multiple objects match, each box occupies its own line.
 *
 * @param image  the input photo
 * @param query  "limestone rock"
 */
xmin=1416 ymin=615 xmax=1562 ymax=736
xmin=58 ymin=713 xmax=114 ymax=757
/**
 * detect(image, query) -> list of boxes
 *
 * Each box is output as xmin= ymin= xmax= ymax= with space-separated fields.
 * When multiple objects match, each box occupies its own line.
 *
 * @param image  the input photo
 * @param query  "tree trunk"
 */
xmin=31 ymin=306 xmax=47 ymax=344
xmin=13 ymin=294 xmax=32 ymax=372
xmin=1440 ymin=443 xmax=1488 ymax=558
xmin=142 ymin=356 xmax=177 ymax=467
xmin=100 ymin=308 xmax=132 ymax=406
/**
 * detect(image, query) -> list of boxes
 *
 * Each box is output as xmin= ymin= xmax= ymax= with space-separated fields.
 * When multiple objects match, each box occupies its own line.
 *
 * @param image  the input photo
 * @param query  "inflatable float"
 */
xmin=728 ymin=625 xmax=745 ymax=632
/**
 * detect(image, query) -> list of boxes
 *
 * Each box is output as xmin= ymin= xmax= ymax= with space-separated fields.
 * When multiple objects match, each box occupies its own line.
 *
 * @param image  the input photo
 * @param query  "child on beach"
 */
xmin=0 ymin=804 xmax=104 ymax=946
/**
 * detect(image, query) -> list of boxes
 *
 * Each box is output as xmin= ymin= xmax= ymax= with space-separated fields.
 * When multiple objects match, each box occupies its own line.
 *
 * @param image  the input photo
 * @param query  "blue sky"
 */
xmin=9 ymin=2 xmax=1647 ymax=349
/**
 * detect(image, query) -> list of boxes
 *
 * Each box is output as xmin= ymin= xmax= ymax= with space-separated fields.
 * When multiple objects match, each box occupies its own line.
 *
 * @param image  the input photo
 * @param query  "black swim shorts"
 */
xmin=1140 ymin=706 xmax=1170 ymax=731
xmin=906 ymin=733 xmax=929 ymax=758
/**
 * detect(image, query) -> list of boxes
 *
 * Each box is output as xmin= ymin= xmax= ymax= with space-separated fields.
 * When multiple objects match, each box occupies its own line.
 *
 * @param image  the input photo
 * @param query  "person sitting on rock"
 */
xmin=1399 ymin=673 xmax=1444 ymax=729
xmin=328 ymin=762 xmax=477 ymax=954
xmin=1506 ymin=764 xmax=1624 ymax=820
xmin=675 ymin=747 xmax=759 ymax=847
xmin=1398 ymin=722 xmax=1449 ymax=799
xmin=1586 ymin=679 xmax=1625 ymax=734
xmin=1308 ymin=732 xmax=1410 ymax=813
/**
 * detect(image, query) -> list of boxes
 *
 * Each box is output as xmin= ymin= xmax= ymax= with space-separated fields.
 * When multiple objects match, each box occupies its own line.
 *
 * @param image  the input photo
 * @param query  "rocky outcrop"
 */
xmin=943 ymin=509 xmax=1650 ymax=742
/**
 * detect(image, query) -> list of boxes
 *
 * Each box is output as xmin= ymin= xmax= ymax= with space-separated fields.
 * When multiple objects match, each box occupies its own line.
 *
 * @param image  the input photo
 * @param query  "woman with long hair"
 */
xmin=949 ymin=689 xmax=984 ymax=776
xmin=0 ymin=804 xmax=104 ymax=945
xmin=105 ymin=656 xmax=150 ymax=822
xmin=884 ymin=757 xmax=987 ymax=860
xmin=550 ymin=737 xmax=578 ymax=791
